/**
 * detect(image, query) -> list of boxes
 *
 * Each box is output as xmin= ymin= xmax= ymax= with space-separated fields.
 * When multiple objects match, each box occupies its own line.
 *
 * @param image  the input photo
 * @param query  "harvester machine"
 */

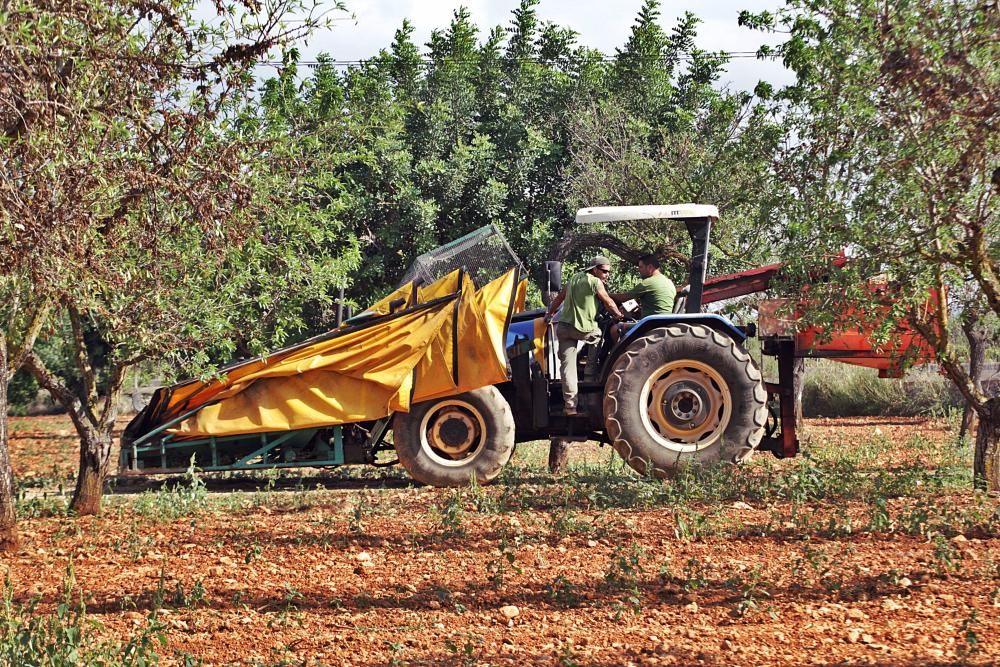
xmin=122 ymin=206 xmax=935 ymax=484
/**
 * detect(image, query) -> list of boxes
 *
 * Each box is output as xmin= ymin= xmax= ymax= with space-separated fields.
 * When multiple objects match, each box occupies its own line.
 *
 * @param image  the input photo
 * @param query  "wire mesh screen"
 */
xmin=398 ymin=225 xmax=523 ymax=289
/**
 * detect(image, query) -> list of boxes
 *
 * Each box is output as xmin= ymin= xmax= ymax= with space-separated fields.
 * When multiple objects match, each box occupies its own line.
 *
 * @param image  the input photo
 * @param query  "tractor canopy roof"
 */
xmin=575 ymin=204 xmax=719 ymax=224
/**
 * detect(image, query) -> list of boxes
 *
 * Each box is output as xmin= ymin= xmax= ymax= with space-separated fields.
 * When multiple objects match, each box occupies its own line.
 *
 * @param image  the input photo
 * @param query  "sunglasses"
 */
xmin=596 ymin=267 xmax=611 ymax=275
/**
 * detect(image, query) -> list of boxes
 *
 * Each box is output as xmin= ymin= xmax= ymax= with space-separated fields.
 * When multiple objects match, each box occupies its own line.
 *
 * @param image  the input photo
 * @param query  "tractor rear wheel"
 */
xmin=603 ymin=324 xmax=767 ymax=478
xmin=393 ymin=386 xmax=515 ymax=487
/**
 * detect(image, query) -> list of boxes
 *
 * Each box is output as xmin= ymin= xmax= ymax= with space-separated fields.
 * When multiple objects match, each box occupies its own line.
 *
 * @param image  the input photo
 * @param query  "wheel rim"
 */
xmin=418 ymin=400 xmax=487 ymax=467
xmin=638 ymin=359 xmax=732 ymax=454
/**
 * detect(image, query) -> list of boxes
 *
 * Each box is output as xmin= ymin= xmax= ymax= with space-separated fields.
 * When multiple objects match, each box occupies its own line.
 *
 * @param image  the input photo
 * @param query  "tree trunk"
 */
xmin=973 ymin=397 xmax=1000 ymax=492
xmin=71 ymin=426 xmax=115 ymax=515
xmin=793 ymin=357 xmax=806 ymax=432
xmin=0 ymin=343 xmax=18 ymax=551
xmin=960 ymin=320 xmax=986 ymax=442
xmin=548 ymin=439 xmax=570 ymax=476
xmin=24 ymin=349 xmax=124 ymax=516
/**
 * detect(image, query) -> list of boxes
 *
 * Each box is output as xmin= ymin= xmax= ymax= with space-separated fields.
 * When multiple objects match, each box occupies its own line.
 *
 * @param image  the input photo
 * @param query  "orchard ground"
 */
xmin=4 ymin=414 xmax=999 ymax=666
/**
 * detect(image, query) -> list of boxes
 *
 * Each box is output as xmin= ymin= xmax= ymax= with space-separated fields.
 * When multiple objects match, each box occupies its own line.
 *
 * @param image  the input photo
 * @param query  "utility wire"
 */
xmin=252 ymin=52 xmax=782 ymax=69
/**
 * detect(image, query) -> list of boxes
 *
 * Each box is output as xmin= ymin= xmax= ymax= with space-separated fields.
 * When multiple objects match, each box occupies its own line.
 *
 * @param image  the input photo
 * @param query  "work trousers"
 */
xmin=556 ymin=323 xmax=599 ymax=411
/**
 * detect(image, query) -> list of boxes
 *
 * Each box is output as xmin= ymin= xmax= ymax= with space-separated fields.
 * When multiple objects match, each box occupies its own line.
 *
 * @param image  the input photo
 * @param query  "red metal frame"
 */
xmin=694 ymin=256 xmax=933 ymax=459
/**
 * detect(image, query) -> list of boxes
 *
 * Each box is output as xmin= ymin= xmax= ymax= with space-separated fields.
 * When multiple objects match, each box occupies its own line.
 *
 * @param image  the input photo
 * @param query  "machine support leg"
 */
xmin=776 ymin=339 xmax=800 ymax=458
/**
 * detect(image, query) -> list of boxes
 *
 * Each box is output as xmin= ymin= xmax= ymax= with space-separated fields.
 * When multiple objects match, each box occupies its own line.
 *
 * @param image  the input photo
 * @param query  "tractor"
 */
xmin=392 ymin=204 xmax=798 ymax=484
xmin=122 ymin=205 xmax=931 ymax=484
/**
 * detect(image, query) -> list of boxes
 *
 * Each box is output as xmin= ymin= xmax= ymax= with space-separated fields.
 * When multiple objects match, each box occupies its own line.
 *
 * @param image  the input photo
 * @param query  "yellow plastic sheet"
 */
xmin=162 ymin=269 xmax=522 ymax=438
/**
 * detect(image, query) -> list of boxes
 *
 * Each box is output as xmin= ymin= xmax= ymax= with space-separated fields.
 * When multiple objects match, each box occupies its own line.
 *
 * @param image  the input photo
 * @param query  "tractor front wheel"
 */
xmin=603 ymin=324 xmax=767 ymax=478
xmin=393 ymin=386 xmax=515 ymax=487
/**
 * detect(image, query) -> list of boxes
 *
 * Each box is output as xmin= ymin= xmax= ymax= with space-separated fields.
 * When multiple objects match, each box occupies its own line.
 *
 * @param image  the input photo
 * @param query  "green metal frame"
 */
xmin=126 ymin=425 xmax=346 ymax=473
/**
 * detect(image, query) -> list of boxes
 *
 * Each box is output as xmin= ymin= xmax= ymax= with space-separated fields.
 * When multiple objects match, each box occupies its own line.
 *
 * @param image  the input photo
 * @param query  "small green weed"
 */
xmin=604 ymin=542 xmax=645 ymax=619
xmin=957 ymin=609 xmax=980 ymax=665
xmin=171 ymin=579 xmax=207 ymax=608
xmin=133 ymin=457 xmax=208 ymax=520
xmin=433 ymin=490 xmax=466 ymax=539
xmin=0 ymin=562 xmax=166 ymax=665
xmin=444 ymin=633 xmax=483 ymax=666
xmin=931 ymin=534 xmax=963 ymax=574
xmin=728 ymin=566 xmax=775 ymax=618
xmin=348 ymin=491 xmax=372 ymax=535
xmin=544 ymin=575 xmax=581 ymax=608
xmin=485 ymin=524 xmax=523 ymax=589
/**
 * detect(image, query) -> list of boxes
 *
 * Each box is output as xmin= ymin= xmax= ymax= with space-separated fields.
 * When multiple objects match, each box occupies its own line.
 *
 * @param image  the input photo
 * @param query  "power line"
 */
xmin=252 ymin=52 xmax=782 ymax=69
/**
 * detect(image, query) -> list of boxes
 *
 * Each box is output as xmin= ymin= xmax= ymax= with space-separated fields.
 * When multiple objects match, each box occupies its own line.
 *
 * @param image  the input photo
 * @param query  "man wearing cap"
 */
xmin=544 ymin=256 xmax=624 ymax=415
xmin=609 ymin=253 xmax=676 ymax=341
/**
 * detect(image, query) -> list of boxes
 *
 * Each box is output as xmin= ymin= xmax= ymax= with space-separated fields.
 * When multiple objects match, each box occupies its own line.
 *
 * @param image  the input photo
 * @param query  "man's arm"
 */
xmin=544 ymin=288 xmax=567 ymax=322
xmin=609 ymin=282 xmax=643 ymax=304
xmin=596 ymin=283 xmax=624 ymax=320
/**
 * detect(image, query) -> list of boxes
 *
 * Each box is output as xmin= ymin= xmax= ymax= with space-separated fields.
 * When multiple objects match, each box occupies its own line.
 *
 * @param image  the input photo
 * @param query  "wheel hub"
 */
xmin=662 ymin=380 xmax=711 ymax=428
xmin=429 ymin=408 xmax=477 ymax=457
xmin=641 ymin=361 xmax=732 ymax=452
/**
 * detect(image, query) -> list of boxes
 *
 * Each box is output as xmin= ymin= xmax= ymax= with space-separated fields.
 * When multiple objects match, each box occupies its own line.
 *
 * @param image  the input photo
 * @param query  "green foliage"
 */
xmin=432 ymin=489 xmax=467 ymax=539
xmin=745 ymin=1 xmax=999 ymax=442
xmin=133 ymin=459 xmax=208 ymax=521
xmin=6 ymin=370 xmax=39 ymax=415
xmin=802 ymin=361 xmax=959 ymax=417
xmin=485 ymin=521 xmax=523 ymax=588
xmin=728 ymin=565 xmax=775 ymax=618
xmin=0 ymin=0 xmax=355 ymax=518
xmin=957 ymin=609 xmax=981 ymax=665
xmin=259 ymin=0 xmax=779 ymax=308
xmin=544 ymin=575 xmax=581 ymax=608
xmin=604 ymin=542 xmax=646 ymax=591
xmin=0 ymin=563 xmax=166 ymax=666
xmin=604 ymin=542 xmax=646 ymax=619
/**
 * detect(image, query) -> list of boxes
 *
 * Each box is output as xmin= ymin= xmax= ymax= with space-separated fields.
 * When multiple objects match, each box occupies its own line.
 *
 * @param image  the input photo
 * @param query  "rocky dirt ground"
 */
xmin=3 ymin=415 xmax=999 ymax=666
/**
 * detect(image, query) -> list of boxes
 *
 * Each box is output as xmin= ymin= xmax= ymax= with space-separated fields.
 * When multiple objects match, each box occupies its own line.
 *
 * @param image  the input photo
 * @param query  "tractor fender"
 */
xmin=600 ymin=313 xmax=749 ymax=383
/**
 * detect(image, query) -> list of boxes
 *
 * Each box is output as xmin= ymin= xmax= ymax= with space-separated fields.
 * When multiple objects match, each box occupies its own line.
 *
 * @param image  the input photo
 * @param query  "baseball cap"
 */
xmin=588 ymin=255 xmax=611 ymax=269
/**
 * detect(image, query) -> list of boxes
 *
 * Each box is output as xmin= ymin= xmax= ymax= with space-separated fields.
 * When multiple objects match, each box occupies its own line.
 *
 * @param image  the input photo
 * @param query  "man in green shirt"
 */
xmin=544 ymin=255 xmax=624 ymax=415
xmin=609 ymin=254 xmax=676 ymax=341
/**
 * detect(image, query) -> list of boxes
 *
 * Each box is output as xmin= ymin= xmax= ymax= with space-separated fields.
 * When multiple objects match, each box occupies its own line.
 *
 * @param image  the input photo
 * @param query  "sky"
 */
xmin=279 ymin=0 xmax=792 ymax=92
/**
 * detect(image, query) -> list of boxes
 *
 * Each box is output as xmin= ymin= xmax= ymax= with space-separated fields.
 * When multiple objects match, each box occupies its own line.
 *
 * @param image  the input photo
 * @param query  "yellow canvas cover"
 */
xmin=151 ymin=269 xmax=522 ymax=438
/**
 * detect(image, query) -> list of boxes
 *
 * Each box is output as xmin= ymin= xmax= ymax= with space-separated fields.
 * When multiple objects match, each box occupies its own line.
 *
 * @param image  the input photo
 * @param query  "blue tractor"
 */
xmin=391 ymin=204 xmax=771 ymax=485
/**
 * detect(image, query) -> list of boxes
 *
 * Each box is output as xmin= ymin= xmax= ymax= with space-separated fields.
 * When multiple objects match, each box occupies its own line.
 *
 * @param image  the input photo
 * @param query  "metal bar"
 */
xmin=794 ymin=349 xmax=906 ymax=359
xmin=332 ymin=426 xmax=344 ymax=464
xmin=685 ymin=218 xmax=711 ymax=314
xmin=776 ymin=339 xmax=800 ymax=458
xmin=232 ymin=430 xmax=301 ymax=468
xmin=122 ymin=458 xmax=350 ymax=476
xmin=131 ymin=401 xmax=219 ymax=447
xmin=451 ymin=269 xmax=463 ymax=385
xmin=367 ymin=417 xmax=392 ymax=450
xmin=334 ymin=287 xmax=345 ymax=327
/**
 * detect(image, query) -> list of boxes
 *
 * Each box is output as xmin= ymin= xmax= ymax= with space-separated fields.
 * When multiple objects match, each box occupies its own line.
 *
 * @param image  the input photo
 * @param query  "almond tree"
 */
xmin=0 ymin=0 xmax=352 ymax=529
xmin=743 ymin=1 xmax=999 ymax=486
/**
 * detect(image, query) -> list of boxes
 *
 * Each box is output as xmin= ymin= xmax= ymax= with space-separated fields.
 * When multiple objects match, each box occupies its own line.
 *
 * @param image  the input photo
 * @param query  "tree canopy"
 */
xmin=0 ymin=0 xmax=355 ymax=519
xmin=258 ymin=0 xmax=783 ymax=307
xmin=743 ymin=0 xmax=999 ymax=485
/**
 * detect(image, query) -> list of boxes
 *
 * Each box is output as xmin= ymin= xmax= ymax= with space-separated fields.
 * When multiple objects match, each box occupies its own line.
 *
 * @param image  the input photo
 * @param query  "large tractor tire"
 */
xmin=393 ymin=386 xmax=515 ymax=487
xmin=604 ymin=323 xmax=767 ymax=478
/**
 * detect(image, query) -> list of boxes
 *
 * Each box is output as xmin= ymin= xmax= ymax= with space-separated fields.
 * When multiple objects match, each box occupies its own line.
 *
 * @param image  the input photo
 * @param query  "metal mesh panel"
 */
xmin=398 ymin=224 xmax=523 ymax=289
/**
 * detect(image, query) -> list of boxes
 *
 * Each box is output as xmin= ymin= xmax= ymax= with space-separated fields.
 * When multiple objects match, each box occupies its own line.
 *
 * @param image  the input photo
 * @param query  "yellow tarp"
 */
xmin=161 ymin=269 xmax=522 ymax=438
